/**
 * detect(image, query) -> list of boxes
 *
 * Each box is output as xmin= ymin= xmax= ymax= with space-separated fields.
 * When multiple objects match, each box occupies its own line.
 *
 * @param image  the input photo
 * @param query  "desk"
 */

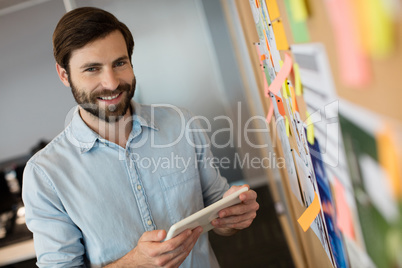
xmin=0 ymin=239 xmax=35 ymax=267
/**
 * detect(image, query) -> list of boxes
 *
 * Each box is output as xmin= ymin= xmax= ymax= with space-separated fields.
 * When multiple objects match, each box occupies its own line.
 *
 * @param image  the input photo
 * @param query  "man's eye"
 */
xmin=115 ymin=61 xmax=126 ymax=67
xmin=85 ymin=67 xmax=98 ymax=72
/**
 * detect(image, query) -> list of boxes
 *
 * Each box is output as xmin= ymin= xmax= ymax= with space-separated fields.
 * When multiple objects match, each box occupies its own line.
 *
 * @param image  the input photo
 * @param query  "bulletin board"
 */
xmin=282 ymin=0 xmax=402 ymax=122
xmin=229 ymin=1 xmax=335 ymax=267
xmin=221 ymin=0 xmax=402 ymax=267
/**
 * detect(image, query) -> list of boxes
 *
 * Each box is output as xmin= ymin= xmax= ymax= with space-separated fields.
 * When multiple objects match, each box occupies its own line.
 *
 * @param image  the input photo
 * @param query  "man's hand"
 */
xmin=211 ymin=185 xmax=259 ymax=236
xmin=106 ymin=227 xmax=203 ymax=268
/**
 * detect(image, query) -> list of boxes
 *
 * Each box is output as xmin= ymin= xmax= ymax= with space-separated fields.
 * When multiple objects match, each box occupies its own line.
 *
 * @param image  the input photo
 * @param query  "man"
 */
xmin=23 ymin=7 xmax=259 ymax=267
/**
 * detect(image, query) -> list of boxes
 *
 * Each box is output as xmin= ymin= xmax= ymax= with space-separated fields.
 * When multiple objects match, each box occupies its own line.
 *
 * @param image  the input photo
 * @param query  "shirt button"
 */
xmin=147 ymin=220 xmax=153 ymax=226
xmin=137 ymin=185 xmax=142 ymax=191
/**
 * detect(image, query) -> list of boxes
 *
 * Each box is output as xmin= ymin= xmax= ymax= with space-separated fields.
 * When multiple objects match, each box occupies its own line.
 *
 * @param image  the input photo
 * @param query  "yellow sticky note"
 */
xmin=282 ymin=80 xmax=289 ymax=99
xmin=285 ymin=116 xmax=290 ymax=137
xmin=366 ymin=0 xmax=395 ymax=58
xmin=353 ymin=0 xmax=395 ymax=58
xmin=297 ymin=192 xmax=321 ymax=232
xmin=265 ymin=0 xmax=281 ymax=20
xmin=293 ymin=63 xmax=302 ymax=96
xmin=290 ymin=0 xmax=308 ymax=22
xmin=306 ymin=111 xmax=314 ymax=145
xmin=272 ymin=20 xmax=289 ymax=51
xmin=289 ymin=85 xmax=298 ymax=113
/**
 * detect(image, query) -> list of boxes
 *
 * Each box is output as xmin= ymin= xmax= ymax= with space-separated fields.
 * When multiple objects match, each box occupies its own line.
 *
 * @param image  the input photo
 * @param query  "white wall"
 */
xmin=0 ymin=0 xmax=76 ymax=162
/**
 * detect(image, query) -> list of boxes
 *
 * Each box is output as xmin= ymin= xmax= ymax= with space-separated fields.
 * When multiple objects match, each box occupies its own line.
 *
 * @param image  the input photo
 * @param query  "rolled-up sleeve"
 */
xmin=22 ymin=162 xmax=85 ymax=268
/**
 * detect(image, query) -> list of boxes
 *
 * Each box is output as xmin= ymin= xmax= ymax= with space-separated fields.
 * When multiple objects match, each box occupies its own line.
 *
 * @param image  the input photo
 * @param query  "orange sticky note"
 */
xmin=255 ymin=45 xmax=271 ymax=97
xmin=276 ymin=95 xmax=286 ymax=117
xmin=334 ymin=177 xmax=356 ymax=240
xmin=297 ymin=191 xmax=321 ymax=232
xmin=272 ymin=20 xmax=290 ymax=51
xmin=289 ymin=85 xmax=298 ymax=113
xmin=269 ymin=53 xmax=293 ymax=95
xmin=265 ymin=0 xmax=281 ymax=20
xmin=376 ymin=125 xmax=402 ymax=199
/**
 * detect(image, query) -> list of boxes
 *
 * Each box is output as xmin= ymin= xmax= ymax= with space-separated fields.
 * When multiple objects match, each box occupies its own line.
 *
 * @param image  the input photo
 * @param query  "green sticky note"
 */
xmin=256 ymin=20 xmax=265 ymax=40
xmin=284 ymin=0 xmax=310 ymax=43
xmin=263 ymin=64 xmax=272 ymax=85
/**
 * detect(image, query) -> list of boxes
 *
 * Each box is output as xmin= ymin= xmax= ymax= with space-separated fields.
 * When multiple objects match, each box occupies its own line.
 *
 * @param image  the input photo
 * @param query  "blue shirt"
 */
xmin=22 ymin=102 xmax=229 ymax=267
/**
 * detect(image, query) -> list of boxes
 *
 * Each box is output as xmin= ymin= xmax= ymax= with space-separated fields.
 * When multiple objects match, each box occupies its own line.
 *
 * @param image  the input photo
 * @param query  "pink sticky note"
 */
xmin=266 ymin=97 xmax=274 ymax=124
xmin=269 ymin=53 xmax=292 ymax=95
xmin=333 ymin=176 xmax=356 ymax=240
xmin=325 ymin=0 xmax=371 ymax=87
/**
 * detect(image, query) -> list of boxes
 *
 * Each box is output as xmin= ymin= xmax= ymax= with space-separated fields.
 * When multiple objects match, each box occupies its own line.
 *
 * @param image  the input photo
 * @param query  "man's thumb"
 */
xmin=139 ymin=230 xmax=166 ymax=242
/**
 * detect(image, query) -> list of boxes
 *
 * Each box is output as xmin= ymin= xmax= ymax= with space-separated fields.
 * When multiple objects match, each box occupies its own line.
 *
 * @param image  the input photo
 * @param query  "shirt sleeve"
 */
xmin=185 ymin=111 xmax=230 ymax=207
xmin=22 ymin=162 xmax=86 ymax=268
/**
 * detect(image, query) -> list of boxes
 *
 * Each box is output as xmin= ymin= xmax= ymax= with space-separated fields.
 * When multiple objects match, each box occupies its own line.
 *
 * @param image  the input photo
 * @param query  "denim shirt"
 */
xmin=22 ymin=102 xmax=229 ymax=267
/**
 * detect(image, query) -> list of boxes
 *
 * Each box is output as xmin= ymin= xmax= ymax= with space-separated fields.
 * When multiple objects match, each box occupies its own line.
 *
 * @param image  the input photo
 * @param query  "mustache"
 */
xmin=92 ymin=83 xmax=131 ymax=98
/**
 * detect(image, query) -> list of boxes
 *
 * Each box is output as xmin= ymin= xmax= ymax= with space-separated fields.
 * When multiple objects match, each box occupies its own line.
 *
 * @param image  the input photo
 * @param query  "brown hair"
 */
xmin=53 ymin=7 xmax=134 ymax=71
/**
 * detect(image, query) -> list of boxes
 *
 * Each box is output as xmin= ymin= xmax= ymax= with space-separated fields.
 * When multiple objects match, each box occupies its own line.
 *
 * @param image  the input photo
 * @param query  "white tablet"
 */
xmin=165 ymin=187 xmax=249 ymax=240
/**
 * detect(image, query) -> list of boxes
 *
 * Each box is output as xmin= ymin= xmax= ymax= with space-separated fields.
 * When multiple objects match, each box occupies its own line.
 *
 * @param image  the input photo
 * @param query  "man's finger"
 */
xmin=159 ymin=228 xmax=193 ymax=253
xmin=212 ymin=211 xmax=257 ymax=227
xmin=164 ymin=227 xmax=203 ymax=267
xmin=138 ymin=230 xmax=166 ymax=242
xmin=219 ymin=201 xmax=259 ymax=218
xmin=239 ymin=190 xmax=258 ymax=203
xmin=223 ymin=185 xmax=249 ymax=198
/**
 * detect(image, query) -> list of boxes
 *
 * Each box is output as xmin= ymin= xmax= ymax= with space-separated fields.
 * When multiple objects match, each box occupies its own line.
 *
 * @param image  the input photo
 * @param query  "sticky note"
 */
xmin=376 ymin=125 xmax=402 ymax=199
xmin=276 ymin=95 xmax=286 ymax=117
xmin=285 ymin=116 xmax=290 ymax=137
xmin=284 ymin=0 xmax=310 ymax=42
xmin=272 ymin=20 xmax=290 ymax=51
xmin=266 ymin=96 xmax=274 ymax=123
xmin=269 ymin=53 xmax=293 ymax=95
xmin=324 ymin=0 xmax=371 ymax=87
xmin=353 ymin=0 xmax=395 ymax=58
xmin=333 ymin=177 xmax=356 ymax=240
xmin=297 ymin=191 xmax=321 ymax=232
xmin=289 ymin=85 xmax=298 ymax=113
xmin=255 ymin=45 xmax=271 ymax=97
xmin=265 ymin=0 xmax=281 ymax=20
xmin=290 ymin=0 xmax=308 ymax=22
xmin=263 ymin=65 xmax=272 ymax=86
xmin=293 ymin=63 xmax=302 ymax=95
xmin=306 ymin=111 xmax=314 ymax=145
xmin=282 ymin=80 xmax=289 ymax=99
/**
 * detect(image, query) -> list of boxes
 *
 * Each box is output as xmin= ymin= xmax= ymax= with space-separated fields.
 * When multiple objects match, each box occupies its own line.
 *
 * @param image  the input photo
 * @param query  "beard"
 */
xmin=70 ymin=76 xmax=136 ymax=123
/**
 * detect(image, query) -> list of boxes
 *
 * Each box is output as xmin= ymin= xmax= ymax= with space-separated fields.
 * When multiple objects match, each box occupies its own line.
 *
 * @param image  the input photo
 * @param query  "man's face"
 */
xmin=65 ymin=30 xmax=135 ymax=122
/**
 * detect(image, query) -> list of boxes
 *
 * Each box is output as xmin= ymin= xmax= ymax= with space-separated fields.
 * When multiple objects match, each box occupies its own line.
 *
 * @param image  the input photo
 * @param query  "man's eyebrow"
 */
xmin=80 ymin=62 xmax=103 ymax=69
xmin=113 ymin=56 xmax=130 ymax=63
xmin=79 ymin=56 xmax=129 ymax=70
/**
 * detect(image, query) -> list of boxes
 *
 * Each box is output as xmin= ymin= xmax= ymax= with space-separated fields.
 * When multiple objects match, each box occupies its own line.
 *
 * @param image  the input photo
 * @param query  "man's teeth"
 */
xmin=100 ymin=93 xmax=119 ymax=100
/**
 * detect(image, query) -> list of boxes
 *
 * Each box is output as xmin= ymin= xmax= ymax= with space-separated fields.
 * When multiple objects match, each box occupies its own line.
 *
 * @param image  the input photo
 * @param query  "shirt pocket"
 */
xmin=158 ymin=166 xmax=204 ymax=225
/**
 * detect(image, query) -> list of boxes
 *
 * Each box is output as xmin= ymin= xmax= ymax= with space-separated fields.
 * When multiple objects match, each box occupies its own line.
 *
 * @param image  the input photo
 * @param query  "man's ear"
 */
xmin=56 ymin=63 xmax=71 ymax=87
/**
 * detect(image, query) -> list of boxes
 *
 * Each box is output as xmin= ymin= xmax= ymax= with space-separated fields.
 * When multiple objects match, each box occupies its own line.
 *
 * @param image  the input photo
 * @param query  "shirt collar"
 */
xmin=70 ymin=101 xmax=158 ymax=153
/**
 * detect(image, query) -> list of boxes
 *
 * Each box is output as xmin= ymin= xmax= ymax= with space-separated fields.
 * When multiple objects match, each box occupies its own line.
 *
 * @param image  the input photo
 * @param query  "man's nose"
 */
xmin=101 ymin=69 xmax=119 ymax=90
